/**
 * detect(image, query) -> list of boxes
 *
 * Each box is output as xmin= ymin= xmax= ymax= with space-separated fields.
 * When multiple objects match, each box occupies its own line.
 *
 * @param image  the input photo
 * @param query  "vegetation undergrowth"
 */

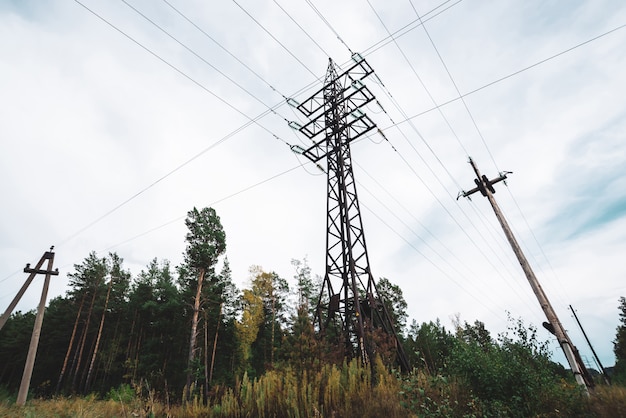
xmin=3 ymin=361 xmax=626 ymax=418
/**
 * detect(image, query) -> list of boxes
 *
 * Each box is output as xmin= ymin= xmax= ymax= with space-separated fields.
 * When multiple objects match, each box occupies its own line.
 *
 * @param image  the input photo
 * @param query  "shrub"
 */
xmin=447 ymin=316 xmax=588 ymax=417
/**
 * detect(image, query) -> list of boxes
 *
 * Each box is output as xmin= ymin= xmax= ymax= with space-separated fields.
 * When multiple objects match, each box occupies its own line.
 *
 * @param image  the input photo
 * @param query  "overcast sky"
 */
xmin=1 ymin=0 xmax=626 ymax=370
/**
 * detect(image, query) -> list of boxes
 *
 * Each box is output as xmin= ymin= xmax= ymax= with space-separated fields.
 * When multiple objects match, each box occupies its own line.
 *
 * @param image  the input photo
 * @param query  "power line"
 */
xmin=353 ymin=64 xmax=525 ymax=294
xmin=359 ymin=199 xmax=507 ymax=322
xmin=271 ymin=0 xmax=331 ymax=58
xmin=363 ymin=0 xmax=526 ymax=293
xmin=408 ymin=0 xmax=494 ymax=168
xmin=356 ymin=165 xmax=538 ymax=318
xmin=375 ymin=122 xmax=524 ymax=290
xmin=63 ymin=0 xmax=293 ymax=246
xmin=120 ymin=0 xmax=291 ymax=123
xmin=367 ymin=0 xmax=469 ymax=157
xmin=231 ymin=0 xmax=319 ymax=80
xmin=304 ymin=0 xmax=353 ymax=55
xmin=85 ymin=163 xmax=306 ymax=263
xmin=398 ymin=21 xmax=626 ymax=124
xmin=161 ymin=0 xmax=288 ymax=100
xmin=360 ymin=0 xmax=464 ymax=58
xmin=408 ymin=0 xmax=587 ymax=307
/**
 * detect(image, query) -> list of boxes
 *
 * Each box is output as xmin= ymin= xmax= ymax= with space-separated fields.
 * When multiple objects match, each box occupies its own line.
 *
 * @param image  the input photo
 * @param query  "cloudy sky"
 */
xmin=2 ymin=0 xmax=625 ymax=370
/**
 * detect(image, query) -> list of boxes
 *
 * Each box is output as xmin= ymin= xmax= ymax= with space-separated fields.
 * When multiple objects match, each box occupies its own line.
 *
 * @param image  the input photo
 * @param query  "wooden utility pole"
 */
xmin=460 ymin=158 xmax=592 ymax=392
xmin=570 ymin=304 xmax=610 ymax=384
xmin=0 ymin=251 xmax=55 ymax=331
xmin=12 ymin=248 xmax=59 ymax=406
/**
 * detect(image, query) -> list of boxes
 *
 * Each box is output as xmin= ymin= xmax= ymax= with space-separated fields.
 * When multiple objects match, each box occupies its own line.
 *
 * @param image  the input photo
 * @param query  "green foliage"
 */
xmin=448 ymin=316 xmax=587 ymax=417
xmin=0 ymin=310 xmax=35 ymax=391
xmin=613 ymin=296 xmax=626 ymax=384
xmin=284 ymin=305 xmax=320 ymax=373
xmin=107 ymin=383 xmax=135 ymax=404
xmin=376 ymin=277 xmax=408 ymax=333
xmin=405 ymin=319 xmax=456 ymax=374
xmin=399 ymin=371 xmax=481 ymax=417
xmin=184 ymin=207 xmax=226 ymax=273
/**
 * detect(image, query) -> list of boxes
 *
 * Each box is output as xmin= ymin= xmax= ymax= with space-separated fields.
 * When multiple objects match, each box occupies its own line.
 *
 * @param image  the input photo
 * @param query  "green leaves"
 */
xmin=184 ymin=207 xmax=226 ymax=272
xmin=613 ymin=297 xmax=626 ymax=383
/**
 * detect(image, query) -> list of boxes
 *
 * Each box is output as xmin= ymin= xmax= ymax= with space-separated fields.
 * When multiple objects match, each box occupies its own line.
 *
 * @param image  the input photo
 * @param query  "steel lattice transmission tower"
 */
xmin=291 ymin=56 xmax=409 ymax=371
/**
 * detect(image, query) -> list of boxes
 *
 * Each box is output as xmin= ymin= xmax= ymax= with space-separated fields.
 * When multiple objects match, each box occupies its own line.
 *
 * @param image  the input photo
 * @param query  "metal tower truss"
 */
xmin=291 ymin=56 xmax=409 ymax=372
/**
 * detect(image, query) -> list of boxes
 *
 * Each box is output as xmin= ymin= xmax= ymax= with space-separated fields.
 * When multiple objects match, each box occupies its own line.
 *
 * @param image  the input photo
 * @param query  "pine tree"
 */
xmin=613 ymin=296 xmax=626 ymax=383
xmin=181 ymin=207 xmax=226 ymax=399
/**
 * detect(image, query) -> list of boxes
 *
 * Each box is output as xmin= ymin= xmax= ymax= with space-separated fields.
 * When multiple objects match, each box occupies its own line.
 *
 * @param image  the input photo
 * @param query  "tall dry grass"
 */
xmin=4 ymin=368 xmax=626 ymax=417
xmin=588 ymin=384 xmax=626 ymax=418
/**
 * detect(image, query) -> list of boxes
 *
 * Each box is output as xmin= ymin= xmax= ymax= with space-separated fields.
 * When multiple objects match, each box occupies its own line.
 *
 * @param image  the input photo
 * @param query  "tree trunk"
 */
xmin=103 ymin=312 xmax=122 ymax=380
xmin=209 ymin=303 xmax=222 ymax=385
xmin=271 ymin=289 xmax=275 ymax=367
xmin=85 ymin=275 xmax=113 ymax=391
xmin=71 ymin=282 xmax=99 ymax=391
xmin=56 ymin=292 xmax=86 ymax=394
xmin=185 ymin=268 xmax=205 ymax=400
xmin=126 ymin=309 xmax=138 ymax=359
xmin=204 ymin=310 xmax=209 ymax=400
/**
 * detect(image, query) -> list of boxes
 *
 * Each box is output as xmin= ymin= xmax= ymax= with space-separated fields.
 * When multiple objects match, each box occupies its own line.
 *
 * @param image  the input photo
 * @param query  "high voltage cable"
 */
xmin=0 ymin=270 xmax=20 ymax=285
xmin=365 ymin=1 xmax=521 ymax=282
xmin=304 ymin=0 xmax=353 ymax=55
xmin=63 ymin=0 xmax=293 ymax=246
xmin=47 ymin=163 xmax=309 ymax=277
xmin=408 ymin=0 xmax=535 ymax=276
xmin=271 ymin=0 xmax=331 ymax=58
xmin=231 ymin=0 xmax=319 ymax=80
xmin=120 ymin=0 xmax=291 ymax=123
xmin=407 ymin=0 xmax=596 ymax=308
xmin=356 ymin=170 xmax=537 ymax=317
xmin=101 ymin=162 xmax=304 ymax=253
xmin=355 ymin=160 xmax=539 ymax=317
xmin=367 ymin=0 xmax=469 ymax=158
xmin=360 ymin=0 xmax=464 ymax=58
xmin=409 ymin=0 xmax=492 ymax=167
xmin=359 ymin=200 xmax=507 ymax=322
xmin=364 ymin=56 xmax=520 ymax=288
xmin=376 ymin=125 xmax=522 ymax=290
xmin=161 ymin=0 xmax=288 ymax=100
xmin=158 ymin=0 xmax=319 ymax=149
xmin=68 ymin=0 xmax=322 ymax=249
xmin=123 ymin=0 xmax=311 ymax=153
xmin=397 ymin=21 xmax=626 ymax=125
xmin=368 ymin=0 xmax=584 ymax=310
xmin=362 ymin=71 xmax=524 ymax=291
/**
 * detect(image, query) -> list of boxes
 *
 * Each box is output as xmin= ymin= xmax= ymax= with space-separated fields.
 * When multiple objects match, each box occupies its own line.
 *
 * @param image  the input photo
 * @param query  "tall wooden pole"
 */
xmin=461 ymin=158 xmax=591 ymax=392
xmin=16 ymin=247 xmax=59 ymax=406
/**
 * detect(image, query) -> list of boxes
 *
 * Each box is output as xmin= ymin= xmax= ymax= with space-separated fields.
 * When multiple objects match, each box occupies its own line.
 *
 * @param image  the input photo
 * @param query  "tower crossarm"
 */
xmin=296 ymin=56 xmax=374 ymax=118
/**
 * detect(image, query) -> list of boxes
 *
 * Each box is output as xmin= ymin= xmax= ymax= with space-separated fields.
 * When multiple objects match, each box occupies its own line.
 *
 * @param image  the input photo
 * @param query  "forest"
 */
xmin=1 ymin=207 xmax=626 ymax=417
